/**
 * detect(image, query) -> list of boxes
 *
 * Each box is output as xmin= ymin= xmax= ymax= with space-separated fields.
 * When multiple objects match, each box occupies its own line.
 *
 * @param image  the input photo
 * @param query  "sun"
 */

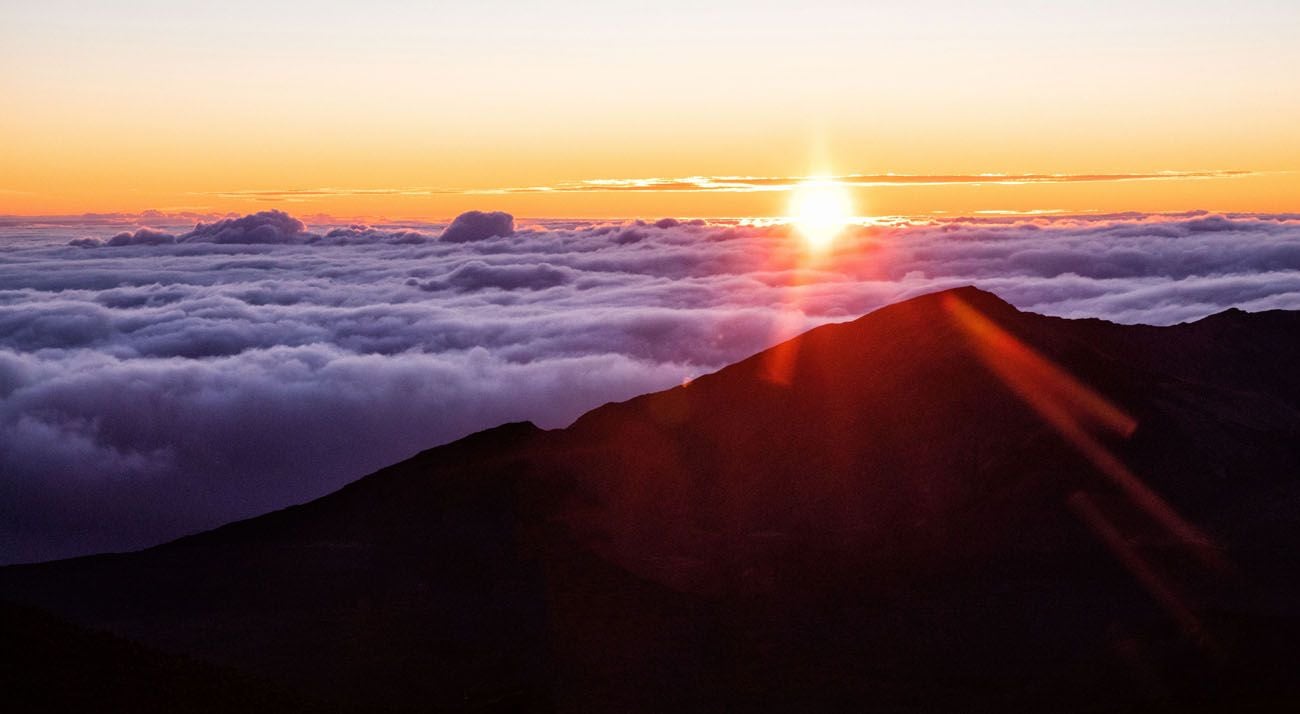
xmin=788 ymin=178 xmax=854 ymax=250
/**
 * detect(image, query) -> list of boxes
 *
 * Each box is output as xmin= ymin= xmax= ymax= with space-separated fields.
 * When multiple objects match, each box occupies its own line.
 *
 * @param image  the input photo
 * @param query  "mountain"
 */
xmin=0 ymin=601 xmax=329 ymax=713
xmin=3 ymin=286 xmax=1299 ymax=712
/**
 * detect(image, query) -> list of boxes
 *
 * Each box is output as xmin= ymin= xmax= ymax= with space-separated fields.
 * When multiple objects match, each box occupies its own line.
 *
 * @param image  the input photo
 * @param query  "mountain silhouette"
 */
xmin=3 ymin=286 xmax=1299 ymax=712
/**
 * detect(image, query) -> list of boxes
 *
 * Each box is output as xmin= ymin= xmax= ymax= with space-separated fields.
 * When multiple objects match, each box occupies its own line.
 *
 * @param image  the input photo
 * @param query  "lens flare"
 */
xmin=788 ymin=178 xmax=853 ymax=250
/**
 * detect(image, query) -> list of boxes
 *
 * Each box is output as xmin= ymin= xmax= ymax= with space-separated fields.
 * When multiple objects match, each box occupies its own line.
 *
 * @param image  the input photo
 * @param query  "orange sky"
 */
xmin=2 ymin=1 xmax=1298 ymax=219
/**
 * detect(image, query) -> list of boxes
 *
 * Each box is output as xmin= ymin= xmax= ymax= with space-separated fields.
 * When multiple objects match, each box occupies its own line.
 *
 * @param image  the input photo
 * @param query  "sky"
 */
xmin=3 ymin=1 xmax=1299 ymax=218
xmin=2 ymin=3 xmax=1300 ymax=563
xmin=3 ymin=209 xmax=1300 ymax=563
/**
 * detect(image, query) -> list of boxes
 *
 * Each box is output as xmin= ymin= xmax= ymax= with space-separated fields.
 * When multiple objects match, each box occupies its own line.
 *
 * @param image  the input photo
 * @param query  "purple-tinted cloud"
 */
xmin=440 ymin=210 xmax=515 ymax=242
xmin=108 ymin=227 xmax=178 ymax=246
xmin=419 ymin=260 xmax=575 ymax=292
xmin=320 ymin=224 xmax=434 ymax=245
xmin=180 ymin=209 xmax=312 ymax=244
xmin=4 ymin=210 xmax=1300 ymax=563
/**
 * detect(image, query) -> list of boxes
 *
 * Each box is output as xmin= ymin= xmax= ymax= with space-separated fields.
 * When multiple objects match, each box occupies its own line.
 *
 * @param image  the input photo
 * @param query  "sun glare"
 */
xmin=789 ymin=178 xmax=854 ymax=250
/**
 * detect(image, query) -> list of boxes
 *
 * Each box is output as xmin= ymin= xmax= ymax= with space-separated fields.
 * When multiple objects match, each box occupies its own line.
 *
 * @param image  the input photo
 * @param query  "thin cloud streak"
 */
xmin=199 ymin=170 xmax=1254 ymax=202
xmin=487 ymin=170 xmax=1252 ymax=194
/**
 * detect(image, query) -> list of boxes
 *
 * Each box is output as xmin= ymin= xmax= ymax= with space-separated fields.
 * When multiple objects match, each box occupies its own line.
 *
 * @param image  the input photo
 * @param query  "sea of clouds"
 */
xmin=2 ymin=209 xmax=1299 ymax=563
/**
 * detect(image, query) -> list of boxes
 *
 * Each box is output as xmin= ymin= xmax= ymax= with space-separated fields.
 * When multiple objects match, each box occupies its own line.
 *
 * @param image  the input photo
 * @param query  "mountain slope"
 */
xmin=3 ymin=286 xmax=1299 ymax=712
xmin=0 ymin=601 xmax=330 ymax=713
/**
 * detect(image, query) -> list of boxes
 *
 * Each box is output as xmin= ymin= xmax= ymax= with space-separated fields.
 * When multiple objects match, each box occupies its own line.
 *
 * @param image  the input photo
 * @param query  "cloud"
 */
xmin=3 ymin=210 xmax=1300 ymax=563
xmin=320 ymin=225 xmax=435 ymax=245
xmin=65 ymin=211 xmax=316 ymax=247
xmin=107 ymin=227 xmax=178 ymax=246
xmin=478 ymin=170 xmax=1252 ymax=194
xmin=419 ymin=260 xmax=574 ymax=292
xmin=65 ymin=214 xmax=452 ymax=248
xmin=439 ymin=210 xmax=515 ymax=243
xmin=191 ymin=170 xmax=1255 ymax=203
xmin=180 ymin=210 xmax=313 ymax=244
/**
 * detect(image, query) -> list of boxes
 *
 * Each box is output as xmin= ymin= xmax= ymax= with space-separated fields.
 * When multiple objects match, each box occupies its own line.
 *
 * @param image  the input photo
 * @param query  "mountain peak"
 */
xmin=866 ymin=284 xmax=1020 ymax=321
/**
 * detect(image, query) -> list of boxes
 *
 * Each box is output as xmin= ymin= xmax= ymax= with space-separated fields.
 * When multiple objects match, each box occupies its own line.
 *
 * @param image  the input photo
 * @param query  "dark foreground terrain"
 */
xmin=3 ymin=286 xmax=1299 ymax=712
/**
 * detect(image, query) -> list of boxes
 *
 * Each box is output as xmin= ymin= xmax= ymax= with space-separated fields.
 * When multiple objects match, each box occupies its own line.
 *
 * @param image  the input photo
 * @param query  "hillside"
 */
xmin=3 ymin=286 xmax=1299 ymax=712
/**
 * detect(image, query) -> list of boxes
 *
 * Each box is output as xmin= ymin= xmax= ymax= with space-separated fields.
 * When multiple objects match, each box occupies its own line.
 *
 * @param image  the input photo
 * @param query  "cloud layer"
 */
xmin=3 ymin=210 xmax=1299 ymax=563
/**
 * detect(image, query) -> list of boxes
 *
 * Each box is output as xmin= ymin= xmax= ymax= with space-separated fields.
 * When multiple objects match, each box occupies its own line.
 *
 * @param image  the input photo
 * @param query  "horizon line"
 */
xmin=7 ymin=207 xmax=1300 ymax=230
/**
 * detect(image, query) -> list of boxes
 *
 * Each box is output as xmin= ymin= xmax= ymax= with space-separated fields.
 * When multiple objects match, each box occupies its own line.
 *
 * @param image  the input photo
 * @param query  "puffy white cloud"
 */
xmin=3 ymin=210 xmax=1299 ymax=563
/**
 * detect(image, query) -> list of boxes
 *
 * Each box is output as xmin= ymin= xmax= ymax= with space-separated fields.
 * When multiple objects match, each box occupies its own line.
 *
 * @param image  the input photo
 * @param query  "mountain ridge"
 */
xmin=3 ymin=286 xmax=1299 ymax=712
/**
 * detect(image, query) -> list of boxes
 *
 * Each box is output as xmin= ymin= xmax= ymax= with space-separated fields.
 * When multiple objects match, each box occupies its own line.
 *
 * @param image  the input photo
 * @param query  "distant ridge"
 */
xmin=3 ymin=286 xmax=1299 ymax=713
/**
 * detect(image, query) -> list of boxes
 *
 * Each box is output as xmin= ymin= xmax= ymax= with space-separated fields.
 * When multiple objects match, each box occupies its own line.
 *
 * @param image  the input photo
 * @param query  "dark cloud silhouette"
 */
xmin=107 ymin=227 xmax=178 ymax=246
xmin=180 ymin=210 xmax=313 ymax=244
xmin=3 ymin=210 xmax=1300 ymax=563
xmin=440 ymin=210 xmax=515 ymax=242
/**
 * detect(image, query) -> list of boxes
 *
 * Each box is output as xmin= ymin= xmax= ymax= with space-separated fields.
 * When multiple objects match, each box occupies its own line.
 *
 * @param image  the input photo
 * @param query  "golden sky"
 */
xmin=2 ymin=1 xmax=1298 ymax=219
